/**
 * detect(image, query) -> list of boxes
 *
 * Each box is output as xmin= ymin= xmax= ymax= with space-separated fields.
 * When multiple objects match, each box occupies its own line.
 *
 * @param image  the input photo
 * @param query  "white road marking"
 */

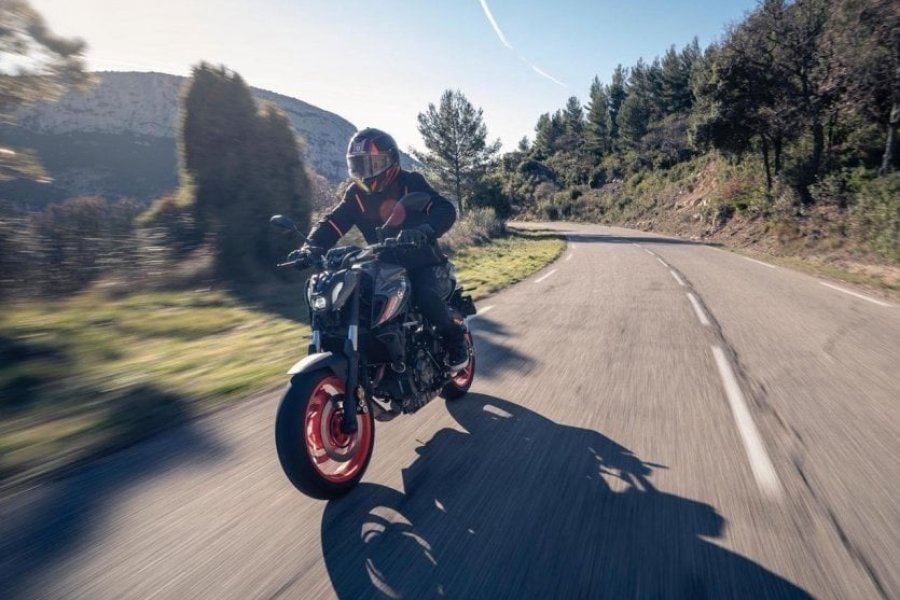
xmin=670 ymin=270 xmax=685 ymax=287
xmin=657 ymin=257 xmax=668 ymax=267
xmin=742 ymin=256 xmax=776 ymax=269
xmin=819 ymin=282 xmax=892 ymax=307
xmin=467 ymin=305 xmax=495 ymax=322
xmin=687 ymin=293 xmax=711 ymax=326
xmin=566 ymin=253 xmax=573 ymax=261
xmin=711 ymin=346 xmax=783 ymax=500
xmin=534 ymin=269 xmax=558 ymax=284
xmin=644 ymin=248 xmax=655 ymax=256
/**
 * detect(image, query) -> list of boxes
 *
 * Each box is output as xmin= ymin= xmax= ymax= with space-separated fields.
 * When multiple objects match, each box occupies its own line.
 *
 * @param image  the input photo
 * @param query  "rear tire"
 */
xmin=441 ymin=325 xmax=475 ymax=400
xmin=275 ymin=370 xmax=375 ymax=499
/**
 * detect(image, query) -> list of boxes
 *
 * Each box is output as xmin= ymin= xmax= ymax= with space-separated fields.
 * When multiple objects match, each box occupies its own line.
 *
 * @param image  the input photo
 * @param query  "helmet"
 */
xmin=346 ymin=128 xmax=400 ymax=193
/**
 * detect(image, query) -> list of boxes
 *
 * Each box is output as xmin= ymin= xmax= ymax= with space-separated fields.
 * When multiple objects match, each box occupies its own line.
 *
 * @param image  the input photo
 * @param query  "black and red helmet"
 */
xmin=346 ymin=127 xmax=401 ymax=193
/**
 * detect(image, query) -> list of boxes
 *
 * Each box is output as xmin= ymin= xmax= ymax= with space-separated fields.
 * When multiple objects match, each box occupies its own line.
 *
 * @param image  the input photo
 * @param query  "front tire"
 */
xmin=275 ymin=370 xmax=375 ymax=499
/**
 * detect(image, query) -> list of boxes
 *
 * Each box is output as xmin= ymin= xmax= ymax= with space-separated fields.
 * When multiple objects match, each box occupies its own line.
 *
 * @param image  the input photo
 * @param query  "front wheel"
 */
xmin=275 ymin=370 xmax=375 ymax=499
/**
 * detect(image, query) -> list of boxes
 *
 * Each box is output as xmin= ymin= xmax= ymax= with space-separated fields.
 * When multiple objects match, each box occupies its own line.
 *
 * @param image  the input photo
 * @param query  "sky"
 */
xmin=31 ymin=0 xmax=758 ymax=153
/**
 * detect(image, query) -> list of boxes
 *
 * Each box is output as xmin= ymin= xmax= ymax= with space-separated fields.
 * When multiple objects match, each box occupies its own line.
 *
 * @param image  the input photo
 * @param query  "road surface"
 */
xmin=2 ymin=222 xmax=898 ymax=599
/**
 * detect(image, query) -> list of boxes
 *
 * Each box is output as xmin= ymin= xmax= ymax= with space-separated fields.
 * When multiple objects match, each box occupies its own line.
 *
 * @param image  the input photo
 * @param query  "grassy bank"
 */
xmin=0 ymin=230 xmax=564 ymax=490
xmin=529 ymin=155 xmax=899 ymax=294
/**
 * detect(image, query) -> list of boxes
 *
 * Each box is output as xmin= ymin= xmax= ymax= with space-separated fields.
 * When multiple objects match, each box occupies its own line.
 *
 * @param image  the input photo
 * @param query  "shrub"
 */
xmin=848 ymin=170 xmax=900 ymax=262
xmin=441 ymin=207 xmax=506 ymax=252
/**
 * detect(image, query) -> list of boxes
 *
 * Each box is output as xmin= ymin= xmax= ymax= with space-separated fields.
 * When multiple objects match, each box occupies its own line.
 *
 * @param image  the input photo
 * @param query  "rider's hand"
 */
xmin=286 ymin=247 xmax=320 ymax=269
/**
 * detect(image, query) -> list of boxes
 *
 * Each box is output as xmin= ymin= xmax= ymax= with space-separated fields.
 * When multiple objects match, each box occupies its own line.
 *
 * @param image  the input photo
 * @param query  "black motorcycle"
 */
xmin=269 ymin=194 xmax=477 ymax=499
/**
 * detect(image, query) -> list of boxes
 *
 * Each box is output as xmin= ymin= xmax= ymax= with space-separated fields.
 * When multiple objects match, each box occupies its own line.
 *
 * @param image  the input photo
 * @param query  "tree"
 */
xmin=585 ymin=76 xmax=611 ymax=159
xmin=0 ymin=0 xmax=93 ymax=182
xmin=607 ymin=65 xmax=628 ymax=145
xmin=177 ymin=63 xmax=311 ymax=280
xmin=660 ymin=40 xmax=699 ymax=115
xmin=830 ymin=0 xmax=900 ymax=174
xmin=533 ymin=110 xmax=566 ymax=158
xmin=516 ymin=136 xmax=530 ymax=153
xmin=413 ymin=89 xmax=500 ymax=214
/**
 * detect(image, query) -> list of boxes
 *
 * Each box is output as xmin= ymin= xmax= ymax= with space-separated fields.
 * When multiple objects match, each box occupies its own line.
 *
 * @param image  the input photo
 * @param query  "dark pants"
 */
xmin=408 ymin=264 xmax=464 ymax=345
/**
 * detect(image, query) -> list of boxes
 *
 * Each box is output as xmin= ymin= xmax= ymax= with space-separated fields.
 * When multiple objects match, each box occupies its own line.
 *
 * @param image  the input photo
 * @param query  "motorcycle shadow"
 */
xmin=321 ymin=393 xmax=811 ymax=599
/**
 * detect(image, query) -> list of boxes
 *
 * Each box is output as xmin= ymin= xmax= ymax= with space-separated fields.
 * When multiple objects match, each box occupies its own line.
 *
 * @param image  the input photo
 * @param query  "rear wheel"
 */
xmin=275 ymin=370 xmax=375 ymax=499
xmin=441 ymin=325 xmax=475 ymax=400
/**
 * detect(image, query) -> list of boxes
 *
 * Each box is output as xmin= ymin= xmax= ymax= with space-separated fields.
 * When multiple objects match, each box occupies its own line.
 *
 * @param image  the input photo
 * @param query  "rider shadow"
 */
xmin=321 ymin=394 xmax=812 ymax=599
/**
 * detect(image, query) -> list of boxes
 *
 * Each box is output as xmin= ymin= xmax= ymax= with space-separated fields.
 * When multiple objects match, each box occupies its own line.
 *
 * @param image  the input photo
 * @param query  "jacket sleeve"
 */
xmin=304 ymin=185 xmax=360 ymax=251
xmin=405 ymin=172 xmax=457 ymax=239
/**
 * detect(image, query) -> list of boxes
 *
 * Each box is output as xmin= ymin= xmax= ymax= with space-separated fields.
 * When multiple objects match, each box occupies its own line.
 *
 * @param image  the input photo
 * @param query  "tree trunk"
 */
xmin=799 ymin=118 xmax=824 ymax=204
xmin=810 ymin=118 xmax=824 ymax=181
xmin=761 ymin=136 xmax=773 ymax=197
xmin=774 ymin=135 xmax=783 ymax=176
xmin=880 ymin=104 xmax=898 ymax=176
xmin=454 ymin=156 xmax=463 ymax=215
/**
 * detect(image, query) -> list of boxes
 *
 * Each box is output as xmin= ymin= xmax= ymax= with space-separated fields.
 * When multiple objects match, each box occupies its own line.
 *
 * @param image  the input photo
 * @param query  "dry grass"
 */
xmin=0 ymin=229 xmax=563 ymax=491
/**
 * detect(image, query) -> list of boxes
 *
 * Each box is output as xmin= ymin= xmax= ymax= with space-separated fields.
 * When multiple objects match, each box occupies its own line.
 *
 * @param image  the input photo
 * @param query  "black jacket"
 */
xmin=305 ymin=170 xmax=456 ymax=252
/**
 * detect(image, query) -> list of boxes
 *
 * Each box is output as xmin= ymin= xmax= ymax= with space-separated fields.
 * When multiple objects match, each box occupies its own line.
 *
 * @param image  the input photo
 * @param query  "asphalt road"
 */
xmin=2 ymin=223 xmax=898 ymax=599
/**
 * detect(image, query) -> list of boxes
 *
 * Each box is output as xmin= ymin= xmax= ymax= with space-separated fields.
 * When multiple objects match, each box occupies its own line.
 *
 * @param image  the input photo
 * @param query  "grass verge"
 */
xmin=0 ymin=230 xmax=565 ymax=491
xmin=452 ymin=230 xmax=566 ymax=300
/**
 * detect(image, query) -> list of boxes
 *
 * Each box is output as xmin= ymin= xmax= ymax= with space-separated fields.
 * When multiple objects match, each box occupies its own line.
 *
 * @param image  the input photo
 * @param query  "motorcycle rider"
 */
xmin=289 ymin=127 xmax=469 ymax=371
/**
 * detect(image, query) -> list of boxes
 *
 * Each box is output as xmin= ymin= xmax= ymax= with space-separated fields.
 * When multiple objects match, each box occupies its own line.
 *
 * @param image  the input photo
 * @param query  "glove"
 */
xmin=397 ymin=225 xmax=434 ymax=247
xmin=286 ymin=247 xmax=321 ymax=269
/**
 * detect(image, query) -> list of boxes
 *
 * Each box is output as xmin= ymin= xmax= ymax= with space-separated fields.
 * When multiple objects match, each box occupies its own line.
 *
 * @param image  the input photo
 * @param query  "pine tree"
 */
xmin=585 ymin=76 xmax=611 ymax=159
xmin=607 ymin=65 xmax=628 ymax=146
xmin=563 ymin=96 xmax=584 ymax=137
xmin=413 ymin=89 xmax=500 ymax=214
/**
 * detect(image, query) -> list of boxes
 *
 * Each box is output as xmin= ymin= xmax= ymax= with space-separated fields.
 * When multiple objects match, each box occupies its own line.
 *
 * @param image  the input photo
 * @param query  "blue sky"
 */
xmin=33 ymin=0 xmax=758 ymax=153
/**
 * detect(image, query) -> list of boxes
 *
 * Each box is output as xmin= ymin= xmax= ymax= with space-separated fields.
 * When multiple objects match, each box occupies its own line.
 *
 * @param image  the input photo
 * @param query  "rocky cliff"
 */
xmin=2 ymin=71 xmax=409 ymax=206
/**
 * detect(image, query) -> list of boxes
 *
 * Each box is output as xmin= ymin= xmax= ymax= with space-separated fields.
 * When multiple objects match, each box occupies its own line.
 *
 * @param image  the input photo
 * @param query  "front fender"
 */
xmin=287 ymin=351 xmax=348 ymax=381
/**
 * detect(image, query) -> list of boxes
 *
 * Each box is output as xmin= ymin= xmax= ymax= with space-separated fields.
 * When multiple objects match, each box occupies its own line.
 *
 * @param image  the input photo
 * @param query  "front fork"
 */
xmin=341 ymin=288 xmax=361 ymax=434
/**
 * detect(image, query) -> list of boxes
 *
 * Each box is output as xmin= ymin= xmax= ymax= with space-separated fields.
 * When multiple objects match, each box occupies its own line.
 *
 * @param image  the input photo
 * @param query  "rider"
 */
xmin=290 ymin=127 xmax=469 ymax=371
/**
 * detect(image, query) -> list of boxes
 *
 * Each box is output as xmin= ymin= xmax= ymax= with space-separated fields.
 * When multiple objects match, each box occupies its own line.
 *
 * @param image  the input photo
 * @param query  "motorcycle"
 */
xmin=269 ymin=193 xmax=477 ymax=499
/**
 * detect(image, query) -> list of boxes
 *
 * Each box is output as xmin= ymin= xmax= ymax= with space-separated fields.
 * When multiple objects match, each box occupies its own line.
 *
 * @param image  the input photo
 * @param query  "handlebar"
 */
xmin=277 ymin=235 xmax=421 ymax=269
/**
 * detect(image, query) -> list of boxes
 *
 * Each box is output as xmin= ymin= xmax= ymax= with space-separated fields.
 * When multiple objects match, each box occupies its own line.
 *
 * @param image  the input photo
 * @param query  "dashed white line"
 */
xmin=686 ymin=293 xmax=711 ymax=326
xmin=534 ymin=269 xmax=558 ymax=284
xmin=656 ymin=257 xmax=668 ymax=267
xmin=742 ymin=256 xmax=776 ymax=269
xmin=670 ymin=270 xmax=685 ymax=287
xmin=565 ymin=253 xmax=574 ymax=261
xmin=643 ymin=248 xmax=655 ymax=256
xmin=467 ymin=305 xmax=495 ymax=322
xmin=711 ymin=346 xmax=783 ymax=500
xmin=819 ymin=282 xmax=892 ymax=307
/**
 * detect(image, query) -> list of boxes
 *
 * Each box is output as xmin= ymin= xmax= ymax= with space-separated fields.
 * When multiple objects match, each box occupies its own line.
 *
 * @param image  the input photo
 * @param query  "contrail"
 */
xmin=478 ymin=0 xmax=513 ymax=49
xmin=477 ymin=0 xmax=567 ymax=88
xmin=530 ymin=64 xmax=568 ymax=88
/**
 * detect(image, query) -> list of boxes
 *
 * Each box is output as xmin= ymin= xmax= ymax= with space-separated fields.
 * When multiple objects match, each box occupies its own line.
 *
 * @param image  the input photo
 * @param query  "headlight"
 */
xmin=312 ymin=295 xmax=328 ymax=310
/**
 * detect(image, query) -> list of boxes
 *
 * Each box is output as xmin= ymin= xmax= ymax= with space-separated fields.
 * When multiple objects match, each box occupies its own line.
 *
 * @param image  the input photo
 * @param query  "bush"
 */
xmin=848 ymin=170 xmax=900 ymax=262
xmin=441 ymin=207 xmax=506 ymax=252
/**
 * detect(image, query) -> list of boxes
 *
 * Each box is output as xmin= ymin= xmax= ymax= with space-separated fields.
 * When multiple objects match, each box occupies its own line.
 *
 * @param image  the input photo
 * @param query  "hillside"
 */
xmin=0 ymin=72 xmax=411 ymax=207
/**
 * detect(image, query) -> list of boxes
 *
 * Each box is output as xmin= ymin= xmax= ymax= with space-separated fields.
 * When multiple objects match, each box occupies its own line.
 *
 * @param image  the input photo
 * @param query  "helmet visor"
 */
xmin=348 ymin=153 xmax=394 ymax=181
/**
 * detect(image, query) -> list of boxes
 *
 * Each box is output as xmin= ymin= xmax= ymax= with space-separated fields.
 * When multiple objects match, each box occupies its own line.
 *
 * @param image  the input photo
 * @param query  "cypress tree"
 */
xmin=179 ymin=63 xmax=311 ymax=281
